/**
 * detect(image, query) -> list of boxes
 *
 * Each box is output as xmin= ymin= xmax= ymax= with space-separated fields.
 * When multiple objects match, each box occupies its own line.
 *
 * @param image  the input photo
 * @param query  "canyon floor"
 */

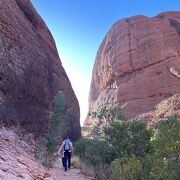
xmin=48 ymin=158 xmax=92 ymax=180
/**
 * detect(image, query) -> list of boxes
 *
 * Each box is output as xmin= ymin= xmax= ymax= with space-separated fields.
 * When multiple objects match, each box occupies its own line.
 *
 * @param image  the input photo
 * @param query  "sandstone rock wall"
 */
xmin=0 ymin=0 xmax=81 ymax=140
xmin=0 ymin=128 xmax=92 ymax=179
xmin=0 ymin=128 xmax=51 ymax=179
xmin=85 ymin=11 xmax=180 ymax=126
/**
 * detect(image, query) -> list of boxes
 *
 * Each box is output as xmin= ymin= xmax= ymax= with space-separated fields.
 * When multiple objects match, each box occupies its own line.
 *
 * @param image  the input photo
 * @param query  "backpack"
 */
xmin=64 ymin=139 xmax=71 ymax=151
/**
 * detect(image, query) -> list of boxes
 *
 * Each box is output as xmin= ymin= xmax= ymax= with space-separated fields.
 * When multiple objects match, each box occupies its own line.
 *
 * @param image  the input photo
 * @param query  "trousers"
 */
xmin=63 ymin=151 xmax=72 ymax=170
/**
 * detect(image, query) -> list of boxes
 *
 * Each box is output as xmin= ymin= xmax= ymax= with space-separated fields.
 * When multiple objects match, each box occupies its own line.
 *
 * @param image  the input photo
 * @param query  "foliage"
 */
xmin=90 ymin=106 xmax=152 ymax=158
xmin=111 ymin=155 xmax=142 ymax=180
xmin=146 ymin=117 xmax=180 ymax=179
xmin=152 ymin=116 xmax=180 ymax=158
xmin=74 ymin=138 xmax=90 ymax=159
xmin=74 ymin=138 xmax=115 ymax=165
xmin=74 ymin=138 xmax=114 ymax=179
xmin=46 ymin=91 xmax=71 ymax=155
xmin=34 ymin=136 xmax=47 ymax=160
xmin=35 ymin=91 xmax=71 ymax=167
xmin=90 ymin=106 xmax=127 ymax=137
xmin=90 ymin=106 xmax=127 ymax=124
xmin=104 ymin=120 xmax=152 ymax=157
xmin=77 ymin=107 xmax=179 ymax=180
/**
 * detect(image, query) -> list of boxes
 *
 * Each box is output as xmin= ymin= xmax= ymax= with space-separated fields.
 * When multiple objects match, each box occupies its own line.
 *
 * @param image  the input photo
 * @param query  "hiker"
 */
xmin=58 ymin=136 xmax=73 ymax=171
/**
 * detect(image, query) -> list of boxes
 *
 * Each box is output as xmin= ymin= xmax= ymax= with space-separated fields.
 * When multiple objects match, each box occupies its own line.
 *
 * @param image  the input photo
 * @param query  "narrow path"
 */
xmin=48 ymin=158 xmax=93 ymax=180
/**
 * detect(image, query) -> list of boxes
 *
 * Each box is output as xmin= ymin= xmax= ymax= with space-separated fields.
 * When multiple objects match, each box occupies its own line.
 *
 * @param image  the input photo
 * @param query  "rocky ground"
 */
xmin=48 ymin=157 xmax=93 ymax=180
xmin=0 ymin=128 xmax=92 ymax=180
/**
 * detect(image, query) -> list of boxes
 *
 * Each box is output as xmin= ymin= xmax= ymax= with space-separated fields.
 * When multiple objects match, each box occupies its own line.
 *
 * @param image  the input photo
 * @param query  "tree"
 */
xmin=35 ymin=91 xmax=71 ymax=167
xmin=46 ymin=91 xmax=70 ymax=156
xmin=90 ymin=106 xmax=127 ymax=138
xmin=147 ymin=117 xmax=180 ymax=179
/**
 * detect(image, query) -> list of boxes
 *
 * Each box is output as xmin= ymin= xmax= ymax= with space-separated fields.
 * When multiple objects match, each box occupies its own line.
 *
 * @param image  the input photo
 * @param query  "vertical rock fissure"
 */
xmin=127 ymin=21 xmax=134 ymax=70
xmin=15 ymin=0 xmax=38 ymax=29
xmin=169 ymin=19 xmax=180 ymax=37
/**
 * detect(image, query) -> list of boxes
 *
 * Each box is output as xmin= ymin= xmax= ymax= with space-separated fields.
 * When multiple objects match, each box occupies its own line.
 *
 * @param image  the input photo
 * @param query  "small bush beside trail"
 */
xmin=111 ymin=155 xmax=142 ymax=180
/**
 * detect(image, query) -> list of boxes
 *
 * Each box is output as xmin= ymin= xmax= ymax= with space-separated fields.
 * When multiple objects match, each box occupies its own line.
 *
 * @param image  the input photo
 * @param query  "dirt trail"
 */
xmin=48 ymin=158 xmax=92 ymax=180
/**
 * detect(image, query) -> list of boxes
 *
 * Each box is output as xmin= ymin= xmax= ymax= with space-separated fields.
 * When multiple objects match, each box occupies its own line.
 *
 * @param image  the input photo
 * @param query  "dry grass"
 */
xmin=81 ymin=126 xmax=92 ymax=137
xmin=71 ymin=156 xmax=94 ymax=178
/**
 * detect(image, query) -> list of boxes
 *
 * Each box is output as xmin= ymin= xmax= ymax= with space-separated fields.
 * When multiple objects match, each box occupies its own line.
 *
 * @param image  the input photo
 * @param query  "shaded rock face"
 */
xmin=85 ymin=11 xmax=180 ymax=126
xmin=0 ymin=0 xmax=81 ymax=140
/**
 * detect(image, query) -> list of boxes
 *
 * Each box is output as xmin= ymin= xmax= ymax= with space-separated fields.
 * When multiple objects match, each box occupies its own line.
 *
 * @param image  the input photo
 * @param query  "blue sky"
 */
xmin=31 ymin=0 xmax=180 ymax=125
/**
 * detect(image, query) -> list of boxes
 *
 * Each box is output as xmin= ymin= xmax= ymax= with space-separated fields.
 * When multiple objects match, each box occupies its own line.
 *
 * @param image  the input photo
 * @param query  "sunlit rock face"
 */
xmin=85 ymin=11 xmax=180 ymax=126
xmin=0 ymin=128 xmax=52 ymax=180
xmin=0 ymin=0 xmax=81 ymax=140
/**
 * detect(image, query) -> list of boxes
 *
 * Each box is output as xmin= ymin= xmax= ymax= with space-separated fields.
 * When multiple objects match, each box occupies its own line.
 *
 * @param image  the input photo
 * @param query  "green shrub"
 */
xmin=90 ymin=106 xmax=127 ymax=137
xmin=146 ymin=117 xmax=180 ymax=179
xmin=74 ymin=138 xmax=115 ymax=179
xmin=85 ymin=139 xmax=114 ymax=165
xmin=74 ymin=138 xmax=90 ymax=159
xmin=111 ymin=155 xmax=142 ymax=180
xmin=90 ymin=106 xmax=152 ymax=158
xmin=152 ymin=117 xmax=180 ymax=158
xmin=90 ymin=106 xmax=127 ymax=124
xmin=75 ymin=138 xmax=115 ymax=165
xmin=81 ymin=107 xmax=180 ymax=179
xmin=104 ymin=120 xmax=152 ymax=158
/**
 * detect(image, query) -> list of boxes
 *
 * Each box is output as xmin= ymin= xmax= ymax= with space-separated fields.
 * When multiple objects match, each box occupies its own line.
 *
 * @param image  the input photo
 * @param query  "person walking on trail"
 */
xmin=58 ymin=136 xmax=73 ymax=171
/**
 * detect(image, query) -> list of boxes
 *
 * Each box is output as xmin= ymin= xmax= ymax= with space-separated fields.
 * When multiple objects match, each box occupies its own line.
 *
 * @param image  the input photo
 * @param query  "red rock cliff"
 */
xmin=85 ymin=11 xmax=180 ymax=126
xmin=0 ymin=0 xmax=81 ymax=140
